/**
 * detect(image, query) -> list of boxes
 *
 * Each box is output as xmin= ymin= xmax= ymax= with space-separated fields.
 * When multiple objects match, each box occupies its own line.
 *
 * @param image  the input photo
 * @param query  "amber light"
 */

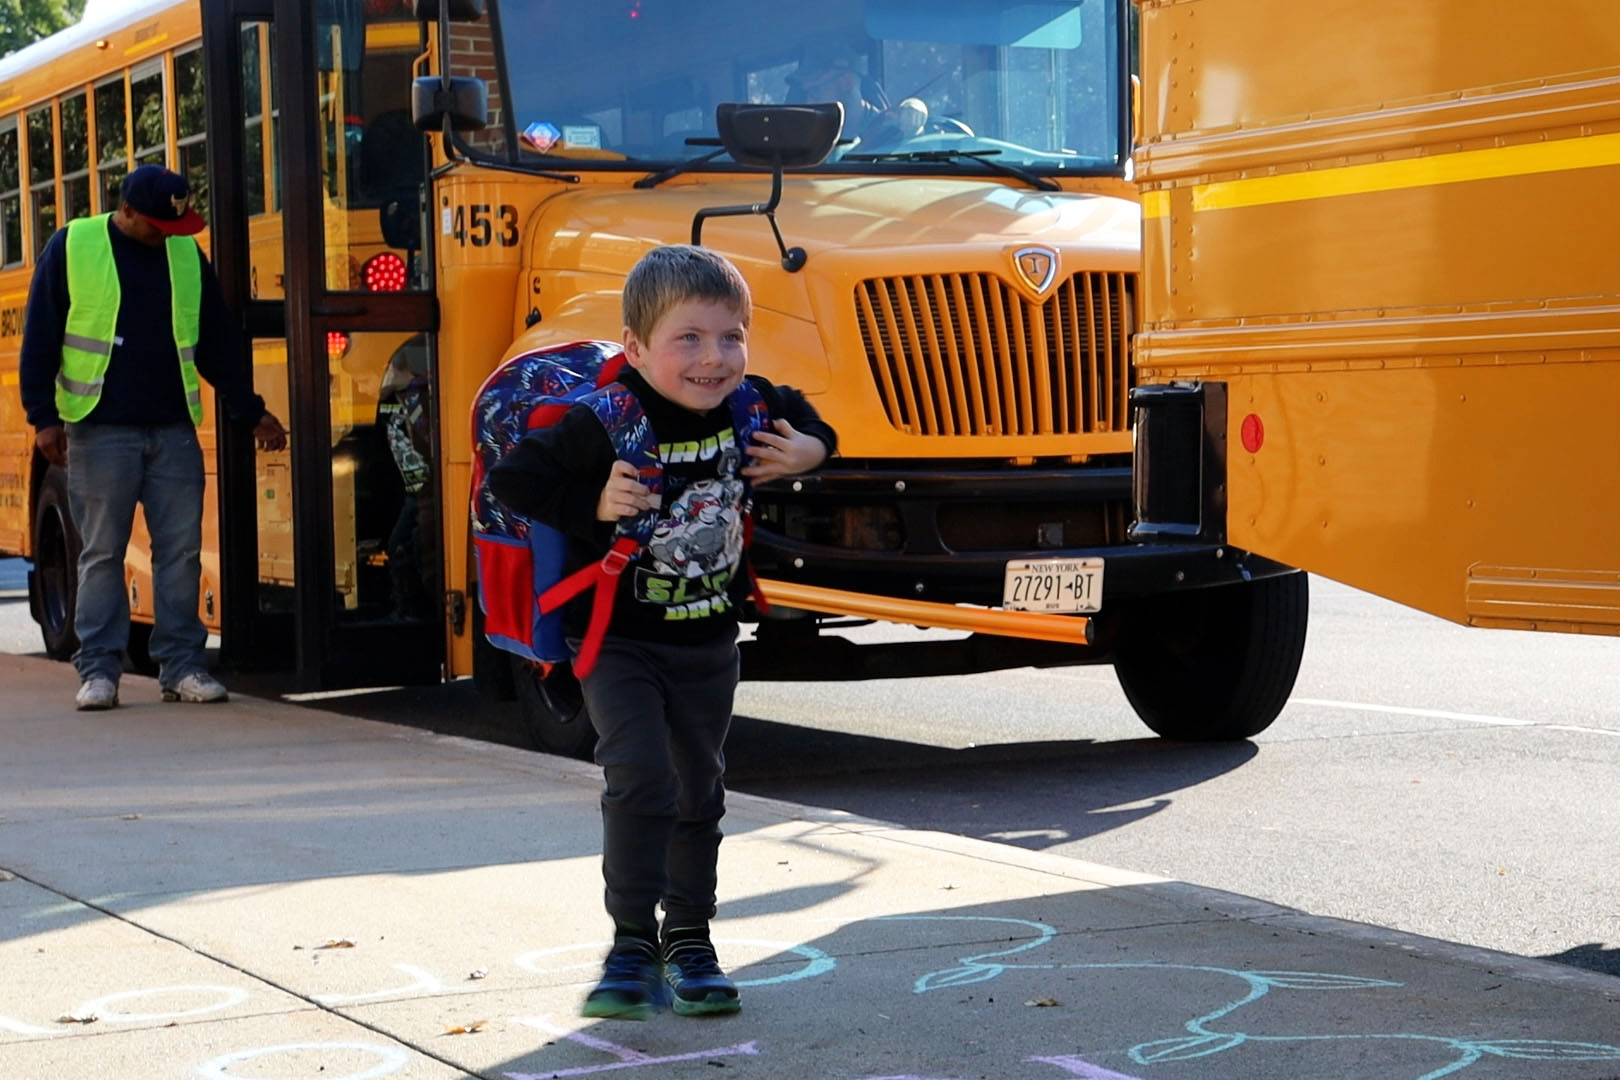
xmin=327 ymin=331 xmax=351 ymax=360
xmin=363 ymin=252 xmax=408 ymax=292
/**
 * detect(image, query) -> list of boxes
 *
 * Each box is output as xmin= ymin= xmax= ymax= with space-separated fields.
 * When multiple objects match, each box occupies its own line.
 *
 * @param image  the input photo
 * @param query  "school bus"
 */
xmin=3 ymin=0 xmax=1306 ymax=754
xmin=1130 ymin=0 xmax=1620 ymax=643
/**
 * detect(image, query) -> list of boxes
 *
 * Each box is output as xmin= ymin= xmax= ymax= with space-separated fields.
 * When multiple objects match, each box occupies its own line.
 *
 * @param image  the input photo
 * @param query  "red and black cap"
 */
xmin=120 ymin=165 xmax=205 ymax=236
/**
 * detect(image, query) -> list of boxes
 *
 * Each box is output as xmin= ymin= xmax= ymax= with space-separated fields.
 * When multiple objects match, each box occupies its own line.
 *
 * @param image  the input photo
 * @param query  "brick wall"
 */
xmin=449 ymin=23 xmax=506 ymax=155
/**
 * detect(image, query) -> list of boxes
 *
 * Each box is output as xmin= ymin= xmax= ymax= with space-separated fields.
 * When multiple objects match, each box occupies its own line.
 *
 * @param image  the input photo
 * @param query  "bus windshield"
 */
xmin=490 ymin=0 xmax=1125 ymax=175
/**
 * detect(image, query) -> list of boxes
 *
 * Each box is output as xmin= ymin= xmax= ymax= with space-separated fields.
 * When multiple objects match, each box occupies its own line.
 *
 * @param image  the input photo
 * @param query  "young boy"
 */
xmin=487 ymin=245 xmax=836 ymax=1019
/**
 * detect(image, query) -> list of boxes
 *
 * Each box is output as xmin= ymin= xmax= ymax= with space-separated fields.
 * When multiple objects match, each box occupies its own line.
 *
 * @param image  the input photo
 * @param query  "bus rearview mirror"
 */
xmin=411 ymin=0 xmax=485 ymax=21
xmin=715 ymin=103 xmax=843 ymax=169
xmin=412 ymin=76 xmax=488 ymax=133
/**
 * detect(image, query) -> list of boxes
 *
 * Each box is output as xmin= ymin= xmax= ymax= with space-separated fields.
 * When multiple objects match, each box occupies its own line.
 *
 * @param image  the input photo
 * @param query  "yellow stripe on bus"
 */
xmin=1140 ymin=190 xmax=1169 ymax=219
xmin=124 ymin=32 xmax=170 ymax=57
xmin=1191 ymin=131 xmax=1620 ymax=213
xmin=0 ymin=372 xmax=18 ymax=386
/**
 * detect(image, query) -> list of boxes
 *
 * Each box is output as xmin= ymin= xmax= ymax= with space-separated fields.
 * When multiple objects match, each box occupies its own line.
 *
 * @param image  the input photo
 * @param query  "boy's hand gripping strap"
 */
xmin=538 ymin=382 xmax=661 ymax=680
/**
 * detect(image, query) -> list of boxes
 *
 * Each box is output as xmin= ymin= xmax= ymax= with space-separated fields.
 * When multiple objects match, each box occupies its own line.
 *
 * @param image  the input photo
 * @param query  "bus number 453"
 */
xmin=450 ymin=203 xmax=519 ymax=247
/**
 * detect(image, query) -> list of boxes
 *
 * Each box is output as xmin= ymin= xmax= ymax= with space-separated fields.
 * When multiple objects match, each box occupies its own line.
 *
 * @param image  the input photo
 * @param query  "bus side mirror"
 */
xmin=411 ymin=0 xmax=485 ymax=20
xmin=412 ymin=76 xmax=487 ymax=132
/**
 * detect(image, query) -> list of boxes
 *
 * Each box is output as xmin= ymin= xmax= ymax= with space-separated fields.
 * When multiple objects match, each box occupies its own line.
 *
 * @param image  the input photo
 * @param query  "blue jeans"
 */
xmin=65 ymin=422 xmax=208 ymax=687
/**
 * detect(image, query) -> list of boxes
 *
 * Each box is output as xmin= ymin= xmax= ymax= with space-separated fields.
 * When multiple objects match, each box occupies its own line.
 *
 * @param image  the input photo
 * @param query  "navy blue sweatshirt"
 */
xmin=18 ymin=217 xmax=266 ymax=429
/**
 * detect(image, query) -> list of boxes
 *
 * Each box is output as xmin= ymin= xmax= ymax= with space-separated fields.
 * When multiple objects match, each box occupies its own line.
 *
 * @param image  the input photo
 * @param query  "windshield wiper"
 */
xmin=634 ymin=146 xmax=727 ymax=189
xmin=841 ymin=149 xmax=1060 ymax=192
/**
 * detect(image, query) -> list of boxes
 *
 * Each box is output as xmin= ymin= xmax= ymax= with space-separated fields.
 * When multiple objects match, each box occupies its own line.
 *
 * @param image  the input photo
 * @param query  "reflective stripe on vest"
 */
xmin=57 ymin=214 xmax=205 ymax=425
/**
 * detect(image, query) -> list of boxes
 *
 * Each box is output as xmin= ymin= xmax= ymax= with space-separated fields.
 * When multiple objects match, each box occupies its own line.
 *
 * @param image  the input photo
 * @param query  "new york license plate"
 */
xmin=1002 ymin=557 xmax=1104 ymax=613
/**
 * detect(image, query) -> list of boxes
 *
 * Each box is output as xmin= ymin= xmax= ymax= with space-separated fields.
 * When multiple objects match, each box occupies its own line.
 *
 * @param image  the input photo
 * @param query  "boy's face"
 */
xmin=623 ymin=298 xmax=748 ymax=413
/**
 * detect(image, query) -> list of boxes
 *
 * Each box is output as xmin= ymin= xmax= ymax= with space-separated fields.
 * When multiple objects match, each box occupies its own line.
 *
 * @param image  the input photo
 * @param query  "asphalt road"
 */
xmin=2 ymin=559 xmax=1616 ymax=980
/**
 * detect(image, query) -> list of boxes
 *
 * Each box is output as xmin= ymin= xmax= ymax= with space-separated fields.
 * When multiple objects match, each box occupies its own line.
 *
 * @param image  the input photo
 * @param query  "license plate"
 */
xmin=1002 ymin=557 xmax=1104 ymax=613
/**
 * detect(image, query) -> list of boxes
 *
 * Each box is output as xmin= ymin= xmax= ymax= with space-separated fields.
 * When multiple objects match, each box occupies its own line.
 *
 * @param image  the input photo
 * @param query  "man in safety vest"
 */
xmin=18 ymin=165 xmax=288 ymax=711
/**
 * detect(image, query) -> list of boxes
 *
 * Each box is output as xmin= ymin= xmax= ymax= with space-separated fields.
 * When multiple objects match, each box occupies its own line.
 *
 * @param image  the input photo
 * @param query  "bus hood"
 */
xmin=528 ymin=175 xmax=1140 ymax=326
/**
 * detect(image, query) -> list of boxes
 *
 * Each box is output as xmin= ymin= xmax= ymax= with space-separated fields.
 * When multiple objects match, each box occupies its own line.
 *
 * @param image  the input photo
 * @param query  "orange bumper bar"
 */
xmin=755 ymin=579 xmax=1094 ymax=646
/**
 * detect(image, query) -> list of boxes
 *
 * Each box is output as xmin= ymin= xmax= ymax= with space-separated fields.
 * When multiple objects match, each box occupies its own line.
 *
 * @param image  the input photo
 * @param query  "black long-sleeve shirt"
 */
xmin=19 ymin=217 xmax=266 ymax=429
xmin=487 ymin=367 xmax=836 ymax=644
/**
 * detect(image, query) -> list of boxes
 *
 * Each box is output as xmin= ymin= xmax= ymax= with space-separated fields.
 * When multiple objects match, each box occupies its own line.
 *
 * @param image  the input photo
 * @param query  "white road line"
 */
xmin=1546 ymin=724 xmax=1620 ymax=738
xmin=1290 ymin=698 xmax=1536 ymax=727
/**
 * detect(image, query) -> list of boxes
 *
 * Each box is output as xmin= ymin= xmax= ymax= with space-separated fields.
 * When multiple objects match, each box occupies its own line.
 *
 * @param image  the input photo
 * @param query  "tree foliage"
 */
xmin=0 ymin=0 xmax=87 ymax=59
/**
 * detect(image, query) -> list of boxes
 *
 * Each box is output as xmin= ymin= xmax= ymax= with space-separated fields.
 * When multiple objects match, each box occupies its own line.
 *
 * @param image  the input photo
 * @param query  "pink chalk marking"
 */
xmin=1028 ymin=1055 xmax=1146 ymax=1080
xmin=508 ymin=1015 xmax=758 ymax=1078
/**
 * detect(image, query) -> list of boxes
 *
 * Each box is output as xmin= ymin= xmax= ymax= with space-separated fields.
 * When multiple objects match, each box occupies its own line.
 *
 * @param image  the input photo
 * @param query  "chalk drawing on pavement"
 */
xmin=79 ymin=984 xmax=250 ymax=1023
xmin=515 ymin=937 xmax=835 ymax=988
xmin=875 ymin=914 xmax=1620 ymax=1080
xmin=509 ymin=1014 xmax=759 ymax=1078
xmin=194 ymin=1041 xmax=409 ymax=1080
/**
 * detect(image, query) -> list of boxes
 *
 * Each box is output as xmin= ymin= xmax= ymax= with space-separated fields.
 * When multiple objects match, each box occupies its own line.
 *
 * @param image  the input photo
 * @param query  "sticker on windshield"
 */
xmin=521 ymin=122 xmax=561 ymax=153
xmin=562 ymin=125 xmax=601 ymax=149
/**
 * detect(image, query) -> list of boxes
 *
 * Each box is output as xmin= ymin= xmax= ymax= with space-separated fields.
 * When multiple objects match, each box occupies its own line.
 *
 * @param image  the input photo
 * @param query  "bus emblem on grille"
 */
xmin=1011 ymin=246 xmax=1058 ymax=296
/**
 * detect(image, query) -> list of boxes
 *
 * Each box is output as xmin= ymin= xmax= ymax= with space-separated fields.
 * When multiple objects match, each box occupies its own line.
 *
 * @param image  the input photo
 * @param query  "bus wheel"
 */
xmin=30 ymin=466 xmax=81 ymax=661
xmin=511 ymin=657 xmax=598 ymax=759
xmin=1113 ymin=571 xmax=1309 ymax=741
xmin=123 ymin=620 xmax=158 ymax=676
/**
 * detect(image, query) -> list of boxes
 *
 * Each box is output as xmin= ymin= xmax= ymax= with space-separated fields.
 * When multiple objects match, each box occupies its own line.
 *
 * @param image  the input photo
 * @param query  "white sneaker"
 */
xmin=162 ymin=672 xmax=229 ymax=703
xmin=75 ymin=677 xmax=119 ymax=711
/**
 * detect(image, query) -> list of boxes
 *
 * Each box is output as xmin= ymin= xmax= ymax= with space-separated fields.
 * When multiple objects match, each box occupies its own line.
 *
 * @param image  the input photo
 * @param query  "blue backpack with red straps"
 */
xmin=470 ymin=339 xmax=770 ymax=677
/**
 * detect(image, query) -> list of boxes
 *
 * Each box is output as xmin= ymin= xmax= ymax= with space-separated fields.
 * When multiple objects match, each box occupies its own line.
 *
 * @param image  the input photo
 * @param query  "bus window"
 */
xmin=60 ymin=92 xmax=90 ymax=224
xmin=130 ymin=61 xmax=165 ymax=172
xmin=174 ymin=48 xmax=207 ymax=221
xmin=0 ymin=118 xmax=19 ymax=268
xmin=94 ymin=76 xmax=127 ymax=214
xmin=26 ymin=104 xmax=54 ymax=257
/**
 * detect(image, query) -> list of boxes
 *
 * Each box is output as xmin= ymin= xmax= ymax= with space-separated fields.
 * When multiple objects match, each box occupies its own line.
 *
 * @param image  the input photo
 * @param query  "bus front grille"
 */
xmin=854 ymin=272 xmax=1136 ymax=437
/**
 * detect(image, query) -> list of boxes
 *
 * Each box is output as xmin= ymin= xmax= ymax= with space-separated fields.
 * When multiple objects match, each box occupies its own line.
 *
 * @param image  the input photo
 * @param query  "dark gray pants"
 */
xmin=578 ymin=634 xmax=740 ymax=933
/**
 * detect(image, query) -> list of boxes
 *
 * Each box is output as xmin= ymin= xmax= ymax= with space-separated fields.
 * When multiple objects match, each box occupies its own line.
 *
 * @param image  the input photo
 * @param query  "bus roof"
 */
xmin=0 ymin=0 xmax=185 ymax=83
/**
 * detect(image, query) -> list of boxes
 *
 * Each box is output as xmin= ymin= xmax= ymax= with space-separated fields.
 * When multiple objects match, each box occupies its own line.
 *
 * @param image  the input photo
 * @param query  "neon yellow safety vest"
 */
xmin=55 ymin=213 xmax=204 ymax=425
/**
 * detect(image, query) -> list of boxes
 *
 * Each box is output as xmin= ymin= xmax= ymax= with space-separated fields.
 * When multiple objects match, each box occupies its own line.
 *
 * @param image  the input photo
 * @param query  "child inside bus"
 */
xmin=486 ymin=245 xmax=837 ymax=1019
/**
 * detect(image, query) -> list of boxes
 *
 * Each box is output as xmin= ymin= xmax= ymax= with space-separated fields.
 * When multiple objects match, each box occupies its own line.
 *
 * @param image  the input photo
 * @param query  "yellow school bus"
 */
xmin=1130 ymin=0 xmax=1620 ymax=643
xmin=4 ymin=0 xmax=1309 ymax=752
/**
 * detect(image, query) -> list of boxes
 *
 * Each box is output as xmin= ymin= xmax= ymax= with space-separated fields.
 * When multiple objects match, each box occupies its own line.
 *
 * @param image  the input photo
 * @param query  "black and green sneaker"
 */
xmin=581 ymin=935 xmax=667 ymax=1020
xmin=662 ymin=928 xmax=741 ymax=1016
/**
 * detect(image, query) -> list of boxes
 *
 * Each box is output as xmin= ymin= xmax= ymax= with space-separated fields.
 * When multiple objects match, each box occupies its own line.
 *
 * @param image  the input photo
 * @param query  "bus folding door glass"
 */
xmin=174 ymin=48 xmax=207 ymax=220
xmin=95 ymin=77 xmax=128 ymax=214
xmin=241 ymin=24 xmax=268 ymax=218
xmin=328 ymin=330 xmax=439 ymax=624
xmin=0 ymin=119 xmax=20 ymax=268
xmin=27 ymin=106 xmax=55 ymax=257
xmin=312 ymin=6 xmax=427 ymax=292
xmin=60 ymin=93 xmax=90 ymax=224
xmin=130 ymin=61 xmax=165 ymax=171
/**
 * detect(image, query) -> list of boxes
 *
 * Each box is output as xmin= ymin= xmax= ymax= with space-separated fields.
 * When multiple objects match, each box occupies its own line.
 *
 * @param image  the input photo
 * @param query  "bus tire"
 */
xmin=123 ymin=620 xmax=158 ymax=676
xmin=511 ymin=657 xmax=598 ymax=759
xmin=30 ymin=465 xmax=81 ymax=661
xmin=470 ymin=599 xmax=517 ymax=701
xmin=1113 ymin=570 xmax=1308 ymax=741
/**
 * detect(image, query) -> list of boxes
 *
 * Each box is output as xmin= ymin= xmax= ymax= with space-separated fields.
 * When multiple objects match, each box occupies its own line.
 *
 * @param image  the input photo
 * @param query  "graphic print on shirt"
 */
xmin=633 ymin=428 xmax=745 ymax=620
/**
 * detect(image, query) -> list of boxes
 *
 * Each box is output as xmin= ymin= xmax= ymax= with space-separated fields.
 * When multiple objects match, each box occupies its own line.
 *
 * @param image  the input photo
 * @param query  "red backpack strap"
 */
xmin=538 ymin=535 xmax=640 ymax=678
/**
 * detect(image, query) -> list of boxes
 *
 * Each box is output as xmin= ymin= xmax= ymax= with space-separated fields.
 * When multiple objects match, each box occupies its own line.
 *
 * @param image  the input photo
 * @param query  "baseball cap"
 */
xmin=120 ymin=165 xmax=206 ymax=236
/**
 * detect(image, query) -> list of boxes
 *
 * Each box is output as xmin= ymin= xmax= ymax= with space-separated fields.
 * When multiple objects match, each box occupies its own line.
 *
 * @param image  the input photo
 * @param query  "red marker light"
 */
xmin=1240 ymin=413 xmax=1264 ymax=453
xmin=327 ymin=330 xmax=350 ymax=360
xmin=362 ymin=252 xmax=409 ymax=293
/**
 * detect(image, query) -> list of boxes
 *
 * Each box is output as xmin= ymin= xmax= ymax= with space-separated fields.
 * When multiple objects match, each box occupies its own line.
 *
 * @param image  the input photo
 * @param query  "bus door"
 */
xmin=202 ymin=0 xmax=441 ymax=690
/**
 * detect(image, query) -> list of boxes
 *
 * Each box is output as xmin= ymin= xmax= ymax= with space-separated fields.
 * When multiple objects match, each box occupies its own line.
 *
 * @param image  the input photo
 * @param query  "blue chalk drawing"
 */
xmin=877 ymin=915 xmax=1620 ymax=1080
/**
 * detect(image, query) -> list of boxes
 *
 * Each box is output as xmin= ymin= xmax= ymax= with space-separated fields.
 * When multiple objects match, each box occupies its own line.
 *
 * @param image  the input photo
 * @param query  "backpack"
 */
xmin=470 ymin=339 xmax=771 ymax=678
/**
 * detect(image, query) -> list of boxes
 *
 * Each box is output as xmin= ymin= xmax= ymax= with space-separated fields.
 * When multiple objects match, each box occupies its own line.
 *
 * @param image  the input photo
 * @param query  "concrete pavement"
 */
xmin=3 ymin=651 xmax=1619 ymax=1080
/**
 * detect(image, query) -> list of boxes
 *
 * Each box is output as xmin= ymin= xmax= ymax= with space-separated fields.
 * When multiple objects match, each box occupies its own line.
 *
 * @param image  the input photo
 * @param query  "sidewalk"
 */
xmin=3 ymin=651 xmax=1618 ymax=1080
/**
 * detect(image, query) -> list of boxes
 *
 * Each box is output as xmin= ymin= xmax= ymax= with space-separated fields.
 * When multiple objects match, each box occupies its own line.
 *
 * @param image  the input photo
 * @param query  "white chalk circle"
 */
xmin=78 ymin=984 xmax=250 ymax=1022
xmin=514 ymin=937 xmax=835 ymax=988
xmin=195 ymin=1041 xmax=410 ymax=1080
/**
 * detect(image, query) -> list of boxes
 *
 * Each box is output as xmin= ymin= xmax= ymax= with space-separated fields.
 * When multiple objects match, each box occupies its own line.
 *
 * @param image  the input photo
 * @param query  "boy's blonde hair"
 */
xmin=622 ymin=245 xmax=752 ymax=343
